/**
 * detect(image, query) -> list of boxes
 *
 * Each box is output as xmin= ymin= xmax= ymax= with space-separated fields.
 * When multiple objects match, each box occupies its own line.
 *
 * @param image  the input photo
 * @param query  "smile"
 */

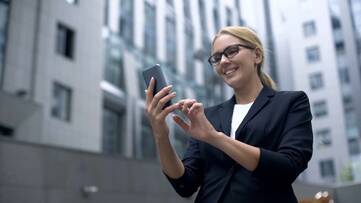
xmin=224 ymin=68 xmax=237 ymax=75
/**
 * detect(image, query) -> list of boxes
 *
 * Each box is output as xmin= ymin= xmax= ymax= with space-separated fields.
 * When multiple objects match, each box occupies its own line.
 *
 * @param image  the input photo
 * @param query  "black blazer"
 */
xmin=166 ymin=87 xmax=313 ymax=203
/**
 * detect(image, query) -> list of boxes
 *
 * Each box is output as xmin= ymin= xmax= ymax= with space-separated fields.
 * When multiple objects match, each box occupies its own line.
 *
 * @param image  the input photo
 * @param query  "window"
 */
xmin=199 ymin=0 xmax=208 ymax=32
xmin=102 ymin=106 xmax=124 ymax=154
xmin=319 ymin=159 xmax=335 ymax=180
xmin=174 ymin=124 xmax=189 ymax=157
xmin=335 ymin=41 xmax=345 ymax=55
xmin=56 ymin=23 xmax=75 ymax=59
xmin=166 ymin=17 xmax=177 ymax=73
xmin=316 ymin=129 xmax=332 ymax=148
xmin=226 ymin=7 xmax=232 ymax=26
xmin=144 ymin=2 xmax=157 ymax=58
xmin=66 ymin=0 xmax=78 ymax=5
xmin=140 ymin=112 xmax=156 ymax=159
xmin=348 ymin=137 xmax=360 ymax=155
xmin=0 ymin=124 xmax=14 ymax=137
xmin=119 ymin=0 xmax=134 ymax=46
xmin=303 ymin=21 xmax=317 ymax=37
xmin=183 ymin=0 xmax=192 ymax=20
xmin=312 ymin=100 xmax=328 ymax=118
xmin=51 ymin=82 xmax=72 ymax=122
xmin=104 ymin=43 xmax=125 ymax=89
xmin=0 ymin=1 xmax=9 ymax=86
xmin=306 ymin=46 xmax=320 ymax=63
xmin=309 ymin=72 xmax=324 ymax=90
xmin=185 ymin=24 xmax=195 ymax=81
xmin=339 ymin=68 xmax=350 ymax=84
xmin=213 ymin=0 xmax=220 ymax=31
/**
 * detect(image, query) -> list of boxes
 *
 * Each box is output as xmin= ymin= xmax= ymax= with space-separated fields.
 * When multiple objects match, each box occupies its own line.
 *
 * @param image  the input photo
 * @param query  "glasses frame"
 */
xmin=208 ymin=44 xmax=255 ymax=66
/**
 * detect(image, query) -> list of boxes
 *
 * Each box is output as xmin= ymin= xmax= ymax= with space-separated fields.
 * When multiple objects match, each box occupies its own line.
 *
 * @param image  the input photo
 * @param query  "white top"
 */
xmin=230 ymin=102 xmax=254 ymax=139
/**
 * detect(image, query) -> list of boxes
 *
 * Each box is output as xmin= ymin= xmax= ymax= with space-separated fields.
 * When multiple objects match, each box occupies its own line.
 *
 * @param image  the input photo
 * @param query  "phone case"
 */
xmin=142 ymin=64 xmax=172 ymax=108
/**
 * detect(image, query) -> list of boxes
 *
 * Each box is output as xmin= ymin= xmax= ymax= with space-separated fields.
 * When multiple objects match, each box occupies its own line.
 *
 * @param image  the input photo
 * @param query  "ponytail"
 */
xmin=259 ymin=69 xmax=277 ymax=90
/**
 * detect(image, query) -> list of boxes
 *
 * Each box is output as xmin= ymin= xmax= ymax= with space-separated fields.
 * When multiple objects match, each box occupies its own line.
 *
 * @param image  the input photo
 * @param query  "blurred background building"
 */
xmin=0 ymin=0 xmax=360 ymax=202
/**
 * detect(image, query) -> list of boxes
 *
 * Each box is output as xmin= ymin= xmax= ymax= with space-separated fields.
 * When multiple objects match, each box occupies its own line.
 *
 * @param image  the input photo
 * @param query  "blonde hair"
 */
xmin=212 ymin=26 xmax=277 ymax=90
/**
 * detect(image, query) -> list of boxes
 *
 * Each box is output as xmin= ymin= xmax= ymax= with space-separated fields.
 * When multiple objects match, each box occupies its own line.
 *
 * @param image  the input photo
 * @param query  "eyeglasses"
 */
xmin=208 ymin=44 xmax=255 ymax=66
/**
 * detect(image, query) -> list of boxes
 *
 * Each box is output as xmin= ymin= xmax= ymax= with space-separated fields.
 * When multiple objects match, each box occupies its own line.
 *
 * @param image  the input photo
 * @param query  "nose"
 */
xmin=219 ymin=54 xmax=231 ymax=64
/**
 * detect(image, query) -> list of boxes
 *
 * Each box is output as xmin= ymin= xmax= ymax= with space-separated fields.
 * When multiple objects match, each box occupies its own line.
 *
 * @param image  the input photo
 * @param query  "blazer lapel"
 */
xmin=218 ymin=96 xmax=236 ymax=137
xmin=235 ymin=87 xmax=275 ymax=140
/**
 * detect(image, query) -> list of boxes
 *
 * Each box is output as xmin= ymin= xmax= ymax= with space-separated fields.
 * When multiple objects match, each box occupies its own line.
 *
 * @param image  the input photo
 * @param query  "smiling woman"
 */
xmin=144 ymin=26 xmax=313 ymax=203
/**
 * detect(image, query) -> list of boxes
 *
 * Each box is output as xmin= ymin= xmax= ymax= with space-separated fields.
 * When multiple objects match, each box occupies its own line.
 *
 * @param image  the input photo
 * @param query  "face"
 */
xmin=211 ymin=34 xmax=261 ymax=89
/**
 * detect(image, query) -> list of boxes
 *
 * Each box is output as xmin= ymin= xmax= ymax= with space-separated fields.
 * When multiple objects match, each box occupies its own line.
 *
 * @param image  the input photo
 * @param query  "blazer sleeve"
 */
xmin=164 ymin=137 xmax=203 ymax=197
xmin=252 ymin=91 xmax=313 ymax=185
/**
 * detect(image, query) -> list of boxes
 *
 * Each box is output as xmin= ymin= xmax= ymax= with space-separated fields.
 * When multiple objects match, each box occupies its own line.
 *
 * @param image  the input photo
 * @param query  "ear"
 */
xmin=254 ymin=48 xmax=262 ymax=65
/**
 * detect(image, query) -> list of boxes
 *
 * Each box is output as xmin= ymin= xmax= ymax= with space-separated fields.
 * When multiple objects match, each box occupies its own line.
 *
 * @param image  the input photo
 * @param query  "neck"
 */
xmin=234 ymin=78 xmax=263 ymax=104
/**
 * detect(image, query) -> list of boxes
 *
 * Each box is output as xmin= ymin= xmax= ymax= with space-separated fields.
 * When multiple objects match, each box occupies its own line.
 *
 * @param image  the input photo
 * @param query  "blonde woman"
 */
xmin=145 ymin=26 xmax=313 ymax=203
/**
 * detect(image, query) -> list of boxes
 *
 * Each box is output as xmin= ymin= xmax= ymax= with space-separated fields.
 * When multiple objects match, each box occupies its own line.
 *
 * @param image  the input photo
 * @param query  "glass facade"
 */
xmin=119 ymin=0 xmax=134 ymax=46
xmin=144 ymin=1 xmax=157 ymax=59
xmin=165 ymin=16 xmax=177 ymax=73
xmin=0 ymin=0 xmax=9 ymax=87
xmin=104 ymin=34 xmax=125 ymax=90
xmin=102 ymin=106 xmax=124 ymax=155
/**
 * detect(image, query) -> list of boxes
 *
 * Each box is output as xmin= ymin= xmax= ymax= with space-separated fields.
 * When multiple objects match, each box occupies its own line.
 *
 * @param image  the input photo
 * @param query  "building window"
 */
xmin=185 ymin=24 xmax=195 ymax=81
xmin=335 ymin=41 xmax=345 ymax=55
xmin=339 ymin=68 xmax=350 ymax=84
xmin=198 ymin=0 xmax=208 ymax=32
xmin=102 ymin=106 xmax=124 ymax=155
xmin=306 ymin=46 xmax=320 ymax=63
xmin=319 ymin=159 xmax=335 ymax=180
xmin=183 ymin=0 xmax=192 ymax=20
xmin=312 ymin=100 xmax=328 ymax=118
xmin=166 ymin=17 xmax=177 ymax=73
xmin=0 ymin=0 xmax=9 ymax=86
xmin=213 ymin=0 xmax=220 ymax=31
xmin=66 ymin=0 xmax=78 ymax=5
xmin=174 ymin=125 xmax=189 ymax=157
xmin=303 ymin=21 xmax=317 ymax=37
xmin=348 ymin=137 xmax=360 ymax=155
xmin=0 ymin=124 xmax=14 ymax=137
xmin=51 ymin=82 xmax=72 ymax=122
xmin=140 ymin=112 xmax=156 ymax=159
xmin=104 ymin=42 xmax=125 ymax=89
xmin=56 ymin=23 xmax=75 ymax=59
xmin=309 ymin=72 xmax=324 ymax=90
xmin=226 ymin=7 xmax=232 ymax=26
xmin=144 ymin=1 xmax=157 ymax=58
xmin=119 ymin=0 xmax=134 ymax=46
xmin=316 ymin=129 xmax=332 ymax=148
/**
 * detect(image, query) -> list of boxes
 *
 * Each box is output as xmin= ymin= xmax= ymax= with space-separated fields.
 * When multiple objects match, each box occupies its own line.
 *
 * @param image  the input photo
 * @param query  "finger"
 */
xmin=173 ymin=115 xmax=190 ymax=132
xmin=155 ymin=91 xmax=177 ymax=113
xmin=189 ymin=102 xmax=203 ymax=115
xmin=150 ymin=85 xmax=173 ymax=110
xmin=145 ymin=77 xmax=155 ymax=106
xmin=158 ymin=102 xmax=181 ymax=119
xmin=181 ymin=99 xmax=197 ymax=113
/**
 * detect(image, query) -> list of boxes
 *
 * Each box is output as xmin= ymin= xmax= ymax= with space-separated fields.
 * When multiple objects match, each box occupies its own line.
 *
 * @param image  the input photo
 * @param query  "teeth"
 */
xmin=225 ymin=69 xmax=236 ymax=75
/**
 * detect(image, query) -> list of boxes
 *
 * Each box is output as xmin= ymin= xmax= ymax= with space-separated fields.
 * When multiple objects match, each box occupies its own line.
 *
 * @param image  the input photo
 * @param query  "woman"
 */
xmin=145 ymin=26 xmax=313 ymax=203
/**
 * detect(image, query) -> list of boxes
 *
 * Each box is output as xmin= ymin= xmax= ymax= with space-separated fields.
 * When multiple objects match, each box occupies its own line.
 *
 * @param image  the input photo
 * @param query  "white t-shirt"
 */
xmin=230 ymin=102 xmax=254 ymax=139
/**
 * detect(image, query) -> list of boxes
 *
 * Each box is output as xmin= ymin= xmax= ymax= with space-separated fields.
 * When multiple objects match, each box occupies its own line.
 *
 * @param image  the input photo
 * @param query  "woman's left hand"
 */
xmin=173 ymin=99 xmax=219 ymax=143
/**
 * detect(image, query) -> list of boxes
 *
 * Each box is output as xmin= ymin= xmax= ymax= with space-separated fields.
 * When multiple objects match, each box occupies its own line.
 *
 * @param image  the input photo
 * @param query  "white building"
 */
xmin=271 ymin=0 xmax=361 ymax=184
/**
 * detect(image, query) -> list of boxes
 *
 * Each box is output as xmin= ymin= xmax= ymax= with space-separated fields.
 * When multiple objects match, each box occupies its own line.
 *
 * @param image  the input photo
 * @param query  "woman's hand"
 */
xmin=173 ymin=99 xmax=219 ymax=143
xmin=145 ymin=77 xmax=180 ymax=141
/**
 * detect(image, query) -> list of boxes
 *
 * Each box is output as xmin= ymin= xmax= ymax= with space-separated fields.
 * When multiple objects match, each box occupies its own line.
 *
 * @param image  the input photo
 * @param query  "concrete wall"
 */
xmin=0 ymin=140 xmax=193 ymax=203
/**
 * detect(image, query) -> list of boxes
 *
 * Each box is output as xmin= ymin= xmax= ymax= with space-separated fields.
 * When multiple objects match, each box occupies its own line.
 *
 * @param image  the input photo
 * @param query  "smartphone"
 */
xmin=142 ymin=64 xmax=172 ymax=108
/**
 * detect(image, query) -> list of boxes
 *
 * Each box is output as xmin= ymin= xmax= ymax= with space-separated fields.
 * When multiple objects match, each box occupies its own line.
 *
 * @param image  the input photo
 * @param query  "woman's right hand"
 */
xmin=145 ymin=77 xmax=180 ymax=141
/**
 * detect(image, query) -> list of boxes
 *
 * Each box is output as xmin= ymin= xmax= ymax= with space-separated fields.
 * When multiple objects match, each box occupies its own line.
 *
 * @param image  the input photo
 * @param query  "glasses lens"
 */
xmin=224 ymin=45 xmax=240 ymax=58
xmin=209 ymin=54 xmax=221 ymax=65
